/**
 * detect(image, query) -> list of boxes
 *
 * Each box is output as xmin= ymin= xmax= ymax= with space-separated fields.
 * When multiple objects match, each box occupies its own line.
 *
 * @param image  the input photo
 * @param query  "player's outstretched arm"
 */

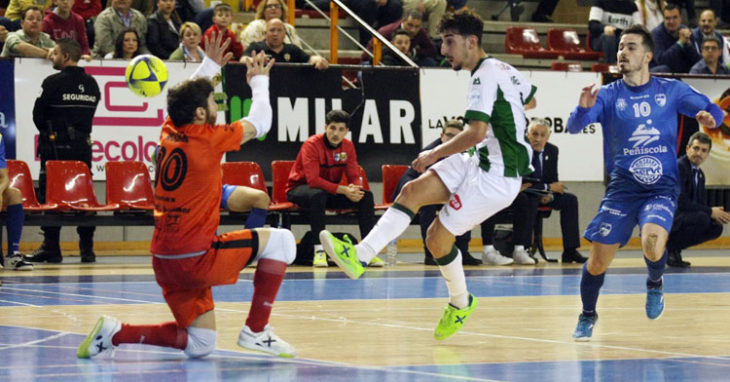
xmin=567 ymin=84 xmax=600 ymax=134
xmin=241 ymin=51 xmax=275 ymax=145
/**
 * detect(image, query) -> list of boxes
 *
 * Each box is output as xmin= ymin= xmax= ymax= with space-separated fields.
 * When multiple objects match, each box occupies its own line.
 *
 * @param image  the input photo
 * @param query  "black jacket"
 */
xmin=525 ymin=142 xmax=559 ymax=191
xmin=32 ymin=66 xmax=100 ymax=144
xmin=676 ymin=155 xmax=711 ymax=215
xmin=147 ymin=10 xmax=181 ymax=59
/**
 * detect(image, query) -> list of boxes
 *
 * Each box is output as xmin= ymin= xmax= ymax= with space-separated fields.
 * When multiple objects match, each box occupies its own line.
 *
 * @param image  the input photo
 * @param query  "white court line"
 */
xmin=0 ymin=286 xmax=161 ymax=304
xmin=0 ymin=332 xmax=69 ymax=352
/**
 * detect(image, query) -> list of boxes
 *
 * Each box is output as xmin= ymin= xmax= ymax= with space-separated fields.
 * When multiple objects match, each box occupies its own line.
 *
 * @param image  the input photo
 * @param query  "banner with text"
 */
xmin=13 ymin=59 xmax=200 ymax=180
xmin=224 ymin=65 xmax=422 ymax=181
xmin=420 ymin=68 xmax=605 ymax=181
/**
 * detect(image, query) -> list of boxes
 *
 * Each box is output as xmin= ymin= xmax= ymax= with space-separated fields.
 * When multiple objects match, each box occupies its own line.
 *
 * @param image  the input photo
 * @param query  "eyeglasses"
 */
xmin=265 ymin=4 xmax=282 ymax=9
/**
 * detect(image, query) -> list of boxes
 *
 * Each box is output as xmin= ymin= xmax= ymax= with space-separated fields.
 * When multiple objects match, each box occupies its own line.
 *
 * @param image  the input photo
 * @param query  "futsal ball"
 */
xmin=125 ymin=54 xmax=168 ymax=98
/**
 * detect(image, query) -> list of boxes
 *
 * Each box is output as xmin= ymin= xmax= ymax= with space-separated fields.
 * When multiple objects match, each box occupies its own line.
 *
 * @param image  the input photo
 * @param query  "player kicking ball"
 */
xmin=566 ymin=24 xmax=723 ymax=341
xmin=321 ymin=10 xmax=537 ymax=340
xmin=78 ymin=33 xmax=298 ymax=359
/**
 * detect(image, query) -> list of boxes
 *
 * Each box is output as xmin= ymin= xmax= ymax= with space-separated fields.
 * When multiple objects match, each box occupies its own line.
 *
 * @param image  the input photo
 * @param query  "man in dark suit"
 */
xmin=667 ymin=131 xmax=730 ymax=267
xmin=482 ymin=118 xmax=586 ymax=265
xmin=392 ymin=119 xmax=481 ymax=265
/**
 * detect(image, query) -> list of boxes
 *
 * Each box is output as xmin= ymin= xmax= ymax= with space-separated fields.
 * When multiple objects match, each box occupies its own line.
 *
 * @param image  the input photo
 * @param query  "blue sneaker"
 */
xmin=572 ymin=313 xmax=598 ymax=341
xmin=646 ymin=284 xmax=665 ymax=320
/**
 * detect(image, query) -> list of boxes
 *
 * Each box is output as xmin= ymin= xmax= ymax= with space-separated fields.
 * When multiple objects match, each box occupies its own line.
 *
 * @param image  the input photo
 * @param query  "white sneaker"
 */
xmin=77 ymin=315 xmax=121 ymax=358
xmin=312 ymin=251 xmax=328 ymax=268
xmin=483 ymin=249 xmax=513 ymax=265
xmin=513 ymin=248 xmax=536 ymax=265
xmin=6 ymin=254 xmax=33 ymax=271
xmin=238 ymin=324 xmax=297 ymax=358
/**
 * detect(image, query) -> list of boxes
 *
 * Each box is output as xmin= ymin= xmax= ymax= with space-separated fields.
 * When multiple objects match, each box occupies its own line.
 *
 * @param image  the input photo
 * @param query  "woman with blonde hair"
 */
xmin=240 ymin=0 xmax=301 ymax=48
xmin=168 ymin=22 xmax=205 ymax=62
xmin=635 ymin=0 xmax=665 ymax=30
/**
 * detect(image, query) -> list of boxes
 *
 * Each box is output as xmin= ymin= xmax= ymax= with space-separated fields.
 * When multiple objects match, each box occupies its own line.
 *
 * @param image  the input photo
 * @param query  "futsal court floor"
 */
xmin=1 ymin=249 xmax=729 ymax=381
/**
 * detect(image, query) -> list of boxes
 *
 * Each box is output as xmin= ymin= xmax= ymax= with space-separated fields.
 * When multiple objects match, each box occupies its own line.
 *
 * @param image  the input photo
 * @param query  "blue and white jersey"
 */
xmin=567 ymin=77 xmax=720 ymax=198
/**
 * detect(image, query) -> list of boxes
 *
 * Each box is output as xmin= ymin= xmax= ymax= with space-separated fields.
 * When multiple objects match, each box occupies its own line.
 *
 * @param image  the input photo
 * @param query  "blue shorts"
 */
xmin=584 ymin=194 xmax=676 ymax=247
xmin=220 ymin=184 xmax=236 ymax=209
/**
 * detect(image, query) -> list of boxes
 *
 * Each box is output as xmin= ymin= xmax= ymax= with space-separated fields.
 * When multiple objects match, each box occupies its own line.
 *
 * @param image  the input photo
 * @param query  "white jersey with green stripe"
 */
xmin=464 ymin=57 xmax=536 ymax=178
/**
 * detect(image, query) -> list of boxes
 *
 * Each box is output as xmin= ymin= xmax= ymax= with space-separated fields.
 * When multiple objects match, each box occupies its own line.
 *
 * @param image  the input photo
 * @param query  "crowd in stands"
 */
xmin=1 ymin=0 xmax=728 ymax=72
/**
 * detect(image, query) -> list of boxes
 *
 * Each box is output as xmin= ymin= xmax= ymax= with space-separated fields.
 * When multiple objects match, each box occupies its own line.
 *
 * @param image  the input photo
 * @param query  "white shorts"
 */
xmin=430 ymin=153 xmax=521 ymax=236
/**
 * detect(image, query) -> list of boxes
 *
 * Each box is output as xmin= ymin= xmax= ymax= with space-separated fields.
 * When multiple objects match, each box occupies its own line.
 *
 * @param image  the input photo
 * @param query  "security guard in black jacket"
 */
xmin=28 ymin=39 xmax=100 ymax=264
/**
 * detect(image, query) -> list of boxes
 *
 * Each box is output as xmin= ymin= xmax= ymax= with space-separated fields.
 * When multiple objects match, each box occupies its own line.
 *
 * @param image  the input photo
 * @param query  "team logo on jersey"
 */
xmin=449 ymin=194 xmax=463 ymax=210
xmin=334 ymin=152 xmax=347 ymax=162
xmin=599 ymin=222 xmax=612 ymax=237
xmin=629 ymin=155 xmax=663 ymax=184
xmin=628 ymin=122 xmax=660 ymax=148
xmin=654 ymin=93 xmax=666 ymax=107
xmin=617 ymin=98 xmax=627 ymax=111
xmin=473 ymin=77 xmax=481 ymax=85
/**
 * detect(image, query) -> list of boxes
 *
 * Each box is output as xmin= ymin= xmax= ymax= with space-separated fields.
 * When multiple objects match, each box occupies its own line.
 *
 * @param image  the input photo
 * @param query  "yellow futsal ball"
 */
xmin=125 ymin=54 xmax=168 ymax=98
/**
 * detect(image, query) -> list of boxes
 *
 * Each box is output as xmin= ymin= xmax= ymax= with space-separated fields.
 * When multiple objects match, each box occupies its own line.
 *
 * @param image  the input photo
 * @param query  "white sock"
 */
xmin=438 ymin=250 xmax=469 ymax=309
xmin=356 ymin=207 xmax=412 ymax=264
xmin=314 ymin=244 xmax=323 ymax=253
xmin=515 ymin=245 xmax=525 ymax=252
xmin=483 ymin=245 xmax=495 ymax=253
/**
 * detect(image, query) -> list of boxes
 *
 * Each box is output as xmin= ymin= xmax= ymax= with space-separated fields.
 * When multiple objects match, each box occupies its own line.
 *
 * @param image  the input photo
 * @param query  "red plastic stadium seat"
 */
xmin=380 ymin=164 xmax=408 ymax=210
xmin=505 ymin=27 xmax=559 ymax=59
xmin=584 ymin=30 xmax=605 ymax=60
xmin=547 ymin=29 xmax=602 ymax=60
xmin=6 ymin=160 xmax=58 ymax=212
xmin=551 ymin=62 xmax=583 ymax=72
xmin=270 ymin=160 xmax=297 ymax=210
xmin=105 ymin=161 xmax=155 ymax=211
xmin=222 ymin=161 xmax=267 ymax=193
xmin=591 ymin=63 xmax=618 ymax=73
xmin=45 ymin=160 xmax=119 ymax=212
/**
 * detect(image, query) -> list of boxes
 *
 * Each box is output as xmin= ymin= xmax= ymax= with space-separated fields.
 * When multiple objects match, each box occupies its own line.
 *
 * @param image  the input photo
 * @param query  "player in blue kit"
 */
xmin=566 ymin=24 xmax=724 ymax=341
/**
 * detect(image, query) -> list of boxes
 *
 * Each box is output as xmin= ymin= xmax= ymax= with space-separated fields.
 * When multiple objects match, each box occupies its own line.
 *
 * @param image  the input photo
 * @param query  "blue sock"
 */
xmin=580 ymin=263 xmax=605 ymax=316
xmin=244 ymin=208 xmax=267 ymax=229
xmin=644 ymin=250 xmax=667 ymax=288
xmin=6 ymin=204 xmax=24 ymax=255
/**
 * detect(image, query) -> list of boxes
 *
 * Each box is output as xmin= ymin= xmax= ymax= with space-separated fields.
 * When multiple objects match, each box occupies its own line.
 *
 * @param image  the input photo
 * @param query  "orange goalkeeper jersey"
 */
xmin=151 ymin=118 xmax=244 ymax=255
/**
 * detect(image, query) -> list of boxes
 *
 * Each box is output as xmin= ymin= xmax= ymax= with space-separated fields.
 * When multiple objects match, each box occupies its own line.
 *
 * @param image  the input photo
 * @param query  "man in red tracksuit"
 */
xmin=286 ymin=110 xmax=381 ymax=267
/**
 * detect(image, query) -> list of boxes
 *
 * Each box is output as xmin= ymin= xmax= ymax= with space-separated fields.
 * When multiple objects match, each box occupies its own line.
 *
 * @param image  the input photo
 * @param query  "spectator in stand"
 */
xmin=146 ymin=0 xmax=181 ymax=59
xmin=391 ymin=119 xmax=481 ymax=266
xmin=532 ymin=0 xmax=559 ymax=23
xmin=401 ymin=0 xmax=445 ymax=39
xmin=240 ymin=0 xmax=300 ymax=48
xmin=0 ymin=24 xmax=8 ymax=53
xmin=242 ymin=18 xmax=328 ymax=69
xmin=168 ymin=21 xmax=204 ymax=61
xmin=365 ymin=10 xmax=438 ymax=66
xmin=285 ymin=109 xmax=384 ymax=268
xmin=175 ymin=0 xmax=205 ymax=23
xmin=43 ymin=0 xmax=91 ymax=58
xmin=666 ymin=132 xmax=730 ymax=267
xmin=692 ymin=9 xmax=730 ymax=65
xmin=667 ymin=0 xmax=696 ymax=26
xmin=380 ymin=28 xmax=413 ymax=65
xmin=2 ymin=0 xmax=53 ymax=30
xmin=192 ymin=5 xmax=213 ymax=34
xmin=106 ymin=0 xmax=153 ymax=16
xmin=105 ymin=27 xmax=140 ymax=58
xmin=1 ymin=7 xmax=55 ymax=58
xmin=651 ymin=3 xmax=701 ymax=72
xmin=71 ymin=0 xmax=101 ymax=47
xmin=636 ymin=0 xmax=665 ymax=30
xmin=588 ymin=0 xmax=641 ymax=64
xmin=296 ymin=0 xmax=402 ymax=46
xmin=709 ymin=0 xmax=730 ymax=28
xmin=93 ymin=0 xmax=148 ymax=58
xmin=201 ymin=3 xmax=242 ymax=61
xmin=690 ymin=36 xmax=730 ymax=73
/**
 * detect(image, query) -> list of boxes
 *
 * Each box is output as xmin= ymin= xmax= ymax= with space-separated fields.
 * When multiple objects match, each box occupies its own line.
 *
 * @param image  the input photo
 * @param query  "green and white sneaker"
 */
xmin=77 ymin=315 xmax=121 ymax=358
xmin=434 ymin=294 xmax=478 ymax=340
xmin=319 ymin=230 xmax=364 ymax=279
